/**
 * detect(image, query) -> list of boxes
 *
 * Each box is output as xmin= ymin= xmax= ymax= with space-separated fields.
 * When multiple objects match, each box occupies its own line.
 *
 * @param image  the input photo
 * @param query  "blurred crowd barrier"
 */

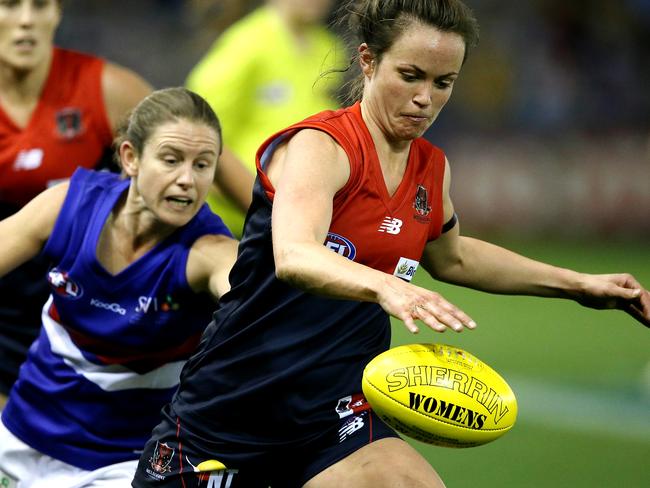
xmin=445 ymin=133 xmax=650 ymax=239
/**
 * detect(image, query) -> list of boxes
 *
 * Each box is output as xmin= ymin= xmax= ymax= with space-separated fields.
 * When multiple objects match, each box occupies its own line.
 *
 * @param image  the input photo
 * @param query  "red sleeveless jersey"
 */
xmin=0 ymin=47 xmax=113 ymax=206
xmin=257 ymin=102 xmax=446 ymax=280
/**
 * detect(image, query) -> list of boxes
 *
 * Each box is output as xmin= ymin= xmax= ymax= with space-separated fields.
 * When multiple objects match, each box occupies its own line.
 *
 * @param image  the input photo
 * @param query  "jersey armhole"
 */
xmin=42 ymin=168 xmax=90 ymax=260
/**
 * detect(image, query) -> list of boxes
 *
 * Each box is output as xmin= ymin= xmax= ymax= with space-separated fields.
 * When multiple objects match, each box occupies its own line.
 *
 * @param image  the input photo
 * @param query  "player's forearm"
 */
xmin=0 ymin=232 xmax=43 ymax=277
xmin=274 ymin=241 xmax=388 ymax=303
xmin=433 ymin=236 xmax=585 ymax=299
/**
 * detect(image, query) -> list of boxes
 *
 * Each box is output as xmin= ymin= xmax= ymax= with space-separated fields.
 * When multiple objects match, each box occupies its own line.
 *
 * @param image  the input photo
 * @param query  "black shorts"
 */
xmin=132 ymin=394 xmax=399 ymax=488
xmin=0 ymin=252 xmax=51 ymax=395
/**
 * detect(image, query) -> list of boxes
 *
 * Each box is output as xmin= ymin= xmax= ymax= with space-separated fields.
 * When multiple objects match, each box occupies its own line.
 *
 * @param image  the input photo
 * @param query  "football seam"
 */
xmin=372 ymin=347 xmax=485 ymax=369
xmin=364 ymin=378 xmax=512 ymax=433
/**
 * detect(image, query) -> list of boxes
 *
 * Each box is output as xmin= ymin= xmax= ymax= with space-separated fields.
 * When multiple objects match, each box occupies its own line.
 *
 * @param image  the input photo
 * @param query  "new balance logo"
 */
xmin=339 ymin=414 xmax=366 ymax=442
xmin=13 ymin=148 xmax=44 ymax=171
xmin=378 ymin=217 xmax=403 ymax=235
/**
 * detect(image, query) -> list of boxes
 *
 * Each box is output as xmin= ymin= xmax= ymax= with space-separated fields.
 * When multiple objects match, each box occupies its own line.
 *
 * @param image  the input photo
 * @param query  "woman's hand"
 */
xmin=376 ymin=275 xmax=477 ymax=334
xmin=573 ymin=273 xmax=650 ymax=327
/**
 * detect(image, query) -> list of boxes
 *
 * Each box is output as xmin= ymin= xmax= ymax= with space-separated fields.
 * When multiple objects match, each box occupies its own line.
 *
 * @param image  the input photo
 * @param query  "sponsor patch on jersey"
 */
xmin=324 ymin=232 xmax=356 ymax=260
xmin=55 ymin=107 xmax=84 ymax=139
xmin=47 ymin=268 xmax=83 ymax=299
xmin=0 ymin=469 xmax=18 ymax=488
xmin=90 ymin=298 xmax=127 ymax=315
xmin=135 ymin=295 xmax=180 ymax=314
xmin=394 ymin=257 xmax=419 ymax=282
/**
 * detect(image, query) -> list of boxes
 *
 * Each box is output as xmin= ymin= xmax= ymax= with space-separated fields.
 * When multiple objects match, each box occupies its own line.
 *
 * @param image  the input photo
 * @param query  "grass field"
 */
xmin=389 ymin=239 xmax=650 ymax=487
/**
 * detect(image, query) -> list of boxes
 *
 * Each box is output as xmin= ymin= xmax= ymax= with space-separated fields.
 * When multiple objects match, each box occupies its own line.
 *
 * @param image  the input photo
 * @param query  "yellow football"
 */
xmin=362 ymin=343 xmax=517 ymax=447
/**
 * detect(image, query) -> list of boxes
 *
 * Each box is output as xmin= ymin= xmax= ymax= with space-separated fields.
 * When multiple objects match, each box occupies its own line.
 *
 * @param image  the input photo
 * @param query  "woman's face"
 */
xmin=0 ymin=0 xmax=61 ymax=72
xmin=121 ymin=118 xmax=220 ymax=229
xmin=361 ymin=21 xmax=466 ymax=143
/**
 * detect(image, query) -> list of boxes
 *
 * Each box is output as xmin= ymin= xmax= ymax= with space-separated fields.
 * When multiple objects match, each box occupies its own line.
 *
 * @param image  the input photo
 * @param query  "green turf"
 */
xmin=389 ymin=239 xmax=650 ymax=487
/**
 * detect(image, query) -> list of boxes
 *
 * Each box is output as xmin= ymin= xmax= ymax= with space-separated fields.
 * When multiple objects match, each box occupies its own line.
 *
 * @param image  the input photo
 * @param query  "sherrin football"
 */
xmin=362 ymin=343 xmax=517 ymax=447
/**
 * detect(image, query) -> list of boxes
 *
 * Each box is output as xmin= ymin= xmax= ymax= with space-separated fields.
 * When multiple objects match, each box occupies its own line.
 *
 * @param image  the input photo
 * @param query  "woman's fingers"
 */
xmin=410 ymin=297 xmax=477 ymax=333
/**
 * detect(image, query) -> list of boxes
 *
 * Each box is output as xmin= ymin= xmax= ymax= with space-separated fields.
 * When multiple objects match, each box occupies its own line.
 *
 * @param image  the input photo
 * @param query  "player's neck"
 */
xmin=98 ymin=200 xmax=174 ymax=275
xmin=360 ymin=99 xmax=412 ymax=158
xmin=0 ymin=52 xmax=52 ymax=103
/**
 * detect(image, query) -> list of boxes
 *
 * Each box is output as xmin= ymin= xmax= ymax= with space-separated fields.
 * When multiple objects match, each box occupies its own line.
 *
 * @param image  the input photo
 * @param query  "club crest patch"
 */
xmin=149 ymin=441 xmax=175 ymax=475
xmin=413 ymin=185 xmax=431 ymax=217
xmin=55 ymin=107 xmax=84 ymax=139
xmin=47 ymin=268 xmax=83 ymax=299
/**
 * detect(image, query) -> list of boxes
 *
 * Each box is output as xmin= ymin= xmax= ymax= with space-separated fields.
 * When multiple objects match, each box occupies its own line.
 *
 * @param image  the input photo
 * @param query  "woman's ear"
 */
xmin=119 ymin=141 xmax=139 ymax=177
xmin=358 ymin=43 xmax=375 ymax=78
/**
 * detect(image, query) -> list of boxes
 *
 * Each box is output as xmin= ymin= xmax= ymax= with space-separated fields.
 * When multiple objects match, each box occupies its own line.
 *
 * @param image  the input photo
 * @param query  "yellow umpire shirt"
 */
xmin=186 ymin=6 xmax=345 ymax=236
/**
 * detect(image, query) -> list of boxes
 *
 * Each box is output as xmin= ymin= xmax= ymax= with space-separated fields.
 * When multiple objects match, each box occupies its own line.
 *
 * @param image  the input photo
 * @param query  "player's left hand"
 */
xmin=575 ymin=273 xmax=650 ymax=328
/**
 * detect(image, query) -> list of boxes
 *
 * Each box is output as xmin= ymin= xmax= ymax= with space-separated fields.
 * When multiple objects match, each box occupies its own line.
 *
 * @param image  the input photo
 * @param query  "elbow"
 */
xmin=274 ymin=261 xmax=293 ymax=283
xmin=274 ymin=246 xmax=301 ymax=285
xmin=273 ymin=242 xmax=318 ymax=291
xmin=426 ymin=254 xmax=465 ymax=283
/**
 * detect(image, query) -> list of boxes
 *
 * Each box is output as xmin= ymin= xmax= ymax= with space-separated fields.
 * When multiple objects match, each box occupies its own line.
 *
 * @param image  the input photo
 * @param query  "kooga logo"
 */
xmin=90 ymin=298 xmax=126 ymax=316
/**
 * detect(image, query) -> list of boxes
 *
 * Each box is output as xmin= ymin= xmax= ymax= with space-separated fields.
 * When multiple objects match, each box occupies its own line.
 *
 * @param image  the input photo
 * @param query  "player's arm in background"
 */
xmin=102 ymin=61 xmax=154 ymax=132
xmin=421 ymin=157 xmax=650 ymax=327
xmin=269 ymin=129 xmax=475 ymax=334
xmin=186 ymin=233 xmax=239 ymax=300
xmin=214 ymin=147 xmax=254 ymax=212
xmin=0 ymin=183 xmax=68 ymax=277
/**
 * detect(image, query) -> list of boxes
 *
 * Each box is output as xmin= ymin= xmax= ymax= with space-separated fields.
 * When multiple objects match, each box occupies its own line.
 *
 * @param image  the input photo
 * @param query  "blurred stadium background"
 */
xmin=56 ymin=1 xmax=649 ymax=486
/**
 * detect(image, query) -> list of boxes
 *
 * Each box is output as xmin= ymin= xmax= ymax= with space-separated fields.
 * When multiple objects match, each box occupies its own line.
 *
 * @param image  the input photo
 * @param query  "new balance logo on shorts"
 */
xmin=339 ymin=413 xmax=367 ymax=443
xmin=378 ymin=217 xmax=403 ymax=235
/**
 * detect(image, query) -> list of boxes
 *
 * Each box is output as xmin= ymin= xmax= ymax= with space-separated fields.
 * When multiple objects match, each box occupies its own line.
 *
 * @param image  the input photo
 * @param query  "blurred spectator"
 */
xmin=451 ymin=0 xmax=650 ymax=134
xmin=186 ymin=0 xmax=346 ymax=236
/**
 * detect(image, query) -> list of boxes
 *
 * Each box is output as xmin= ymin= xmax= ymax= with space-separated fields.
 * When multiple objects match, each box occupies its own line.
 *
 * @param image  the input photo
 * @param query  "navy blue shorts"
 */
xmin=132 ymin=394 xmax=399 ymax=488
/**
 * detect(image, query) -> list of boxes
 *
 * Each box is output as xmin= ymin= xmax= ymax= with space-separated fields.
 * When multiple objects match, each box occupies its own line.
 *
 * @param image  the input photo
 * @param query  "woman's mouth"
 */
xmin=166 ymin=196 xmax=193 ymax=208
